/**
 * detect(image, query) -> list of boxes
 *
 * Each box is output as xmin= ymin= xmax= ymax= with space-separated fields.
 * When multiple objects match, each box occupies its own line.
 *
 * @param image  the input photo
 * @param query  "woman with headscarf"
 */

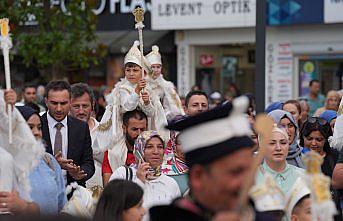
xmin=110 ymin=130 xmax=181 ymax=221
xmin=255 ymin=124 xmax=305 ymax=197
xmin=15 ymin=105 xmax=67 ymax=215
xmin=161 ymin=131 xmax=189 ymax=195
xmin=283 ymin=100 xmax=302 ymax=130
xmin=0 ymin=89 xmax=42 ymax=215
xmin=268 ymin=110 xmax=306 ymax=169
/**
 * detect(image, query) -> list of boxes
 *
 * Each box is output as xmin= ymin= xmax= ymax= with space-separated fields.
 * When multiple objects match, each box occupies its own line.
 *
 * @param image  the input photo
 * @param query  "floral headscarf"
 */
xmin=161 ymin=131 xmax=188 ymax=176
xmin=133 ymin=130 xmax=165 ymax=179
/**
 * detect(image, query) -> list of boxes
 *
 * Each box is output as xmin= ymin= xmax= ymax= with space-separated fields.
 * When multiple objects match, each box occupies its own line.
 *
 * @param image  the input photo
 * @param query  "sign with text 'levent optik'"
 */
xmin=151 ymin=0 xmax=256 ymax=30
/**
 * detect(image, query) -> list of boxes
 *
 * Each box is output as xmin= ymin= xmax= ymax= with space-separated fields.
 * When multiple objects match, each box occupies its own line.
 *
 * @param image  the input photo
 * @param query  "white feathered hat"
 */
xmin=285 ymin=177 xmax=311 ymax=219
xmin=146 ymin=45 xmax=162 ymax=65
xmin=250 ymin=174 xmax=285 ymax=212
xmin=124 ymin=41 xmax=152 ymax=75
xmin=62 ymin=183 xmax=102 ymax=218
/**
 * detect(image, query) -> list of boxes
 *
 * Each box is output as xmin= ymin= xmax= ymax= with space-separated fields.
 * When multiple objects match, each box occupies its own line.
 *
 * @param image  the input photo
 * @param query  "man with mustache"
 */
xmin=102 ymin=109 xmax=148 ymax=186
xmin=41 ymin=80 xmax=95 ymax=186
xmin=70 ymin=83 xmax=103 ymax=188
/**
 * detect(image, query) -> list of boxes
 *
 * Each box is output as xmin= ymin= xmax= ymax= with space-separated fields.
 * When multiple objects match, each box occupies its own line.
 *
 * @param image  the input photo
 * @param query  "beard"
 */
xmin=125 ymin=132 xmax=136 ymax=147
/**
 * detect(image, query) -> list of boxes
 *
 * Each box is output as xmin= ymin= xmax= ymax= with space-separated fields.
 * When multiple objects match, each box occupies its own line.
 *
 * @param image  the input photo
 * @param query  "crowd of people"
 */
xmin=0 ymin=41 xmax=343 ymax=221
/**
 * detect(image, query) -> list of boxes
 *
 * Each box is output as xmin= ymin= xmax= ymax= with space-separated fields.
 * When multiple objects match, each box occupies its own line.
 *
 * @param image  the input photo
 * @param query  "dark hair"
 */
xmin=22 ymin=83 xmax=36 ymax=92
xmin=25 ymin=102 xmax=40 ymax=113
xmin=309 ymin=79 xmax=320 ymax=87
xmin=300 ymin=118 xmax=332 ymax=153
xmin=123 ymin=109 xmax=148 ymax=126
xmin=293 ymin=194 xmax=310 ymax=214
xmin=45 ymin=80 xmax=71 ymax=98
xmin=185 ymin=90 xmax=208 ymax=108
xmin=16 ymin=105 xmax=39 ymax=121
xmin=125 ymin=62 xmax=141 ymax=69
xmin=71 ymin=83 xmax=95 ymax=106
xmin=2 ymin=215 xmax=89 ymax=221
xmin=93 ymin=179 xmax=144 ymax=221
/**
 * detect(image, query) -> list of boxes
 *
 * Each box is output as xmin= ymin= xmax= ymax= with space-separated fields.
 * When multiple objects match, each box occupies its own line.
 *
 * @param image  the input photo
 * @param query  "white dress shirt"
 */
xmin=47 ymin=112 xmax=68 ymax=158
xmin=47 ymin=112 xmax=68 ymax=183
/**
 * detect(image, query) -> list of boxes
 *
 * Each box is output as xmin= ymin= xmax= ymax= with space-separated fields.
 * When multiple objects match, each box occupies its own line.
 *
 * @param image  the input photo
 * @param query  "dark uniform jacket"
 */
xmin=150 ymin=198 xmax=279 ymax=221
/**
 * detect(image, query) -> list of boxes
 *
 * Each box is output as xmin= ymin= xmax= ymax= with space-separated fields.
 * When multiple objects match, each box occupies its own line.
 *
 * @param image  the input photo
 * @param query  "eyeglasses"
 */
xmin=306 ymin=117 xmax=328 ymax=126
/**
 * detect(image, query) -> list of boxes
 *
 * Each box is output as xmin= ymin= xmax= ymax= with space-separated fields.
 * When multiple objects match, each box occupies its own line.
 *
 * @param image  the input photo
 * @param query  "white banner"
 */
xmin=265 ymin=42 xmax=293 ymax=106
xmin=151 ymin=0 xmax=256 ymax=30
xmin=324 ymin=0 xmax=343 ymax=23
xmin=177 ymin=44 xmax=191 ymax=96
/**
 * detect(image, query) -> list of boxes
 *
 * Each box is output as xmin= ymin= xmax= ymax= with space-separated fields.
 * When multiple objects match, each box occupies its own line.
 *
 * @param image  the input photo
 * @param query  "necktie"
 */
xmin=54 ymin=122 xmax=63 ymax=155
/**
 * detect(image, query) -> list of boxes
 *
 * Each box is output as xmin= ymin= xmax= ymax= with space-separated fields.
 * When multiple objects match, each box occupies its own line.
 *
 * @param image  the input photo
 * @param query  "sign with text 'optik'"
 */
xmin=151 ymin=0 xmax=256 ymax=30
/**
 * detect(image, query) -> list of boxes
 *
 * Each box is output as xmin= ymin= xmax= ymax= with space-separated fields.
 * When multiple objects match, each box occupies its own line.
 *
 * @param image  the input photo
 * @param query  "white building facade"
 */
xmin=151 ymin=0 xmax=343 ymax=106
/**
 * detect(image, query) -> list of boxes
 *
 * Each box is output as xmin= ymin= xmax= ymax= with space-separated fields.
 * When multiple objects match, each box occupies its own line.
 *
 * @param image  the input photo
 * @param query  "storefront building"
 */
xmin=151 ymin=0 xmax=343 ymax=106
xmin=1 ymin=0 xmax=177 ymax=90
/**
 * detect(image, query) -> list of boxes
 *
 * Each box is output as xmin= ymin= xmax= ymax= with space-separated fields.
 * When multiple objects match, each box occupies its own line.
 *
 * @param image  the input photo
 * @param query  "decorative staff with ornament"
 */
xmin=133 ymin=7 xmax=146 ymax=80
xmin=0 ymin=18 xmax=13 ymax=144
xmin=94 ymin=7 xmax=169 ymax=175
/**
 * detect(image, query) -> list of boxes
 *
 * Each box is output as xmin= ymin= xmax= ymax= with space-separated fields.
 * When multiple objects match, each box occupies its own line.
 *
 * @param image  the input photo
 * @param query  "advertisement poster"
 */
xmin=265 ymin=42 xmax=293 ymax=106
xmin=299 ymin=60 xmax=317 ymax=96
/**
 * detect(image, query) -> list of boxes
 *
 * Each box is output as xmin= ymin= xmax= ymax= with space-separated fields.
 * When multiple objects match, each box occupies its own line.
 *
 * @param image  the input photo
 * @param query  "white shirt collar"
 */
xmin=47 ymin=111 xmax=68 ymax=128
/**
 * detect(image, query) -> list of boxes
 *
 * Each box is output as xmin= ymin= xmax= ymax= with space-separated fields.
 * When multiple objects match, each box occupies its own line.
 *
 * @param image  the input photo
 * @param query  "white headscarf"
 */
xmin=0 ymin=90 xmax=44 ymax=200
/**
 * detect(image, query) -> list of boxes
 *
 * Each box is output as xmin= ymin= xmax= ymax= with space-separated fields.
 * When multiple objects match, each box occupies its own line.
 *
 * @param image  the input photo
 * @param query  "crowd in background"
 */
xmin=1 ymin=43 xmax=343 ymax=221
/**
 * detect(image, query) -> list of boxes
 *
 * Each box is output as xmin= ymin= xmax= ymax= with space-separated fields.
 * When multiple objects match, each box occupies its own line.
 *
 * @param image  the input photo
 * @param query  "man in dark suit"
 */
xmin=41 ymin=80 xmax=95 ymax=186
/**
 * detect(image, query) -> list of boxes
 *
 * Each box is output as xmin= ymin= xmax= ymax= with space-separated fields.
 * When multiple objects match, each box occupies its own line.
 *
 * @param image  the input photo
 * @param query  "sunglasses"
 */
xmin=306 ymin=117 xmax=328 ymax=126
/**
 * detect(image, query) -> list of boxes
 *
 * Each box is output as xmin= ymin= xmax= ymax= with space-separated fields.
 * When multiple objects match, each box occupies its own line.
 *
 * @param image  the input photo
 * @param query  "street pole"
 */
xmin=255 ymin=0 xmax=266 ymax=113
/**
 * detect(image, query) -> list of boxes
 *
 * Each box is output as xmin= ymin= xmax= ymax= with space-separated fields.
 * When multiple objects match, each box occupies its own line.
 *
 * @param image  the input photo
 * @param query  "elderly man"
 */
xmin=70 ymin=83 xmax=102 ymax=188
xmin=150 ymin=97 xmax=277 ymax=221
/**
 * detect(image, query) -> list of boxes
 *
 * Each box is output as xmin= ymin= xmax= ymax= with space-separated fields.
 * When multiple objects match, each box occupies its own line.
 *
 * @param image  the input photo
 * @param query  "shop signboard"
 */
xmin=177 ymin=44 xmax=191 ymax=96
xmin=22 ymin=0 xmax=152 ymax=30
xmin=324 ymin=0 xmax=343 ymax=24
xmin=267 ymin=0 xmax=323 ymax=26
xmin=274 ymin=42 xmax=293 ymax=101
xmin=151 ymin=0 xmax=256 ymax=30
xmin=265 ymin=42 xmax=293 ymax=106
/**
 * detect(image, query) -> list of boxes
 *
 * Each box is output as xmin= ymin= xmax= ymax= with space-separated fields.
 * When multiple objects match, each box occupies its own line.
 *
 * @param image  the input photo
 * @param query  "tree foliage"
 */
xmin=0 ymin=0 xmax=103 ymax=78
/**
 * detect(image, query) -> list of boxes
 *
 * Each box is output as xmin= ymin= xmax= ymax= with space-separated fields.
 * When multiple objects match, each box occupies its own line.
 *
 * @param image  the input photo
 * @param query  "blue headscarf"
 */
xmin=265 ymin=102 xmax=283 ymax=114
xmin=320 ymin=110 xmax=337 ymax=123
xmin=267 ymin=110 xmax=305 ymax=168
